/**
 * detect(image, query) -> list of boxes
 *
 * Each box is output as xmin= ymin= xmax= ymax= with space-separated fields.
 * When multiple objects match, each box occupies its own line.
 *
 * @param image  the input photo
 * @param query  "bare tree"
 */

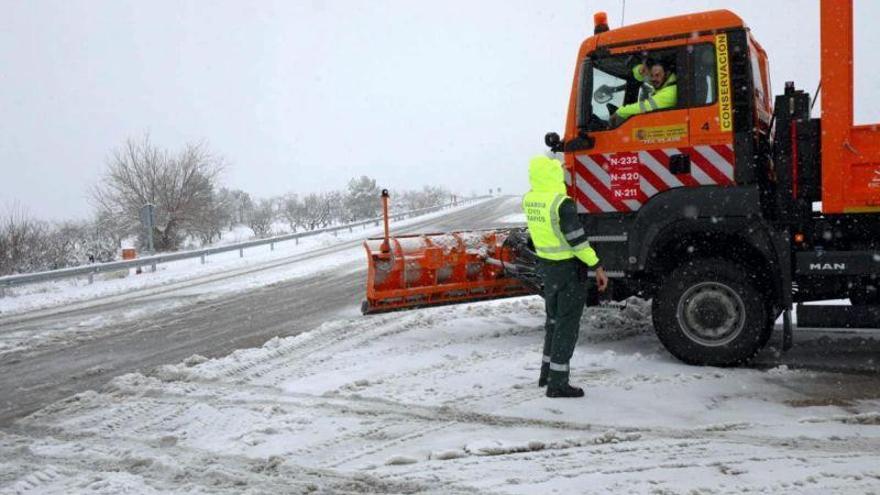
xmin=188 ymin=189 xmax=232 ymax=245
xmin=325 ymin=190 xmax=346 ymax=226
xmin=94 ymin=209 xmax=129 ymax=251
xmin=42 ymin=220 xmax=116 ymax=268
xmin=0 ymin=203 xmax=50 ymax=276
xmin=91 ymin=136 xmax=224 ymax=251
xmin=44 ymin=221 xmax=86 ymax=269
xmin=247 ymin=199 xmax=276 ymax=238
xmin=80 ymin=217 xmax=120 ymax=263
xmin=399 ymin=185 xmax=451 ymax=211
xmin=281 ymin=194 xmax=305 ymax=232
xmin=300 ymin=193 xmax=330 ymax=230
xmin=218 ymin=187 xmax=253 ymax=228
xmin=0 ymin=202 xmax=126 ymax=276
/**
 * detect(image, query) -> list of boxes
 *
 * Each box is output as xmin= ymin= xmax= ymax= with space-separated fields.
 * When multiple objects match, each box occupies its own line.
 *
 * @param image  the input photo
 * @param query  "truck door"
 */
xmin=567 ymin=40 xmax=735 ymax=215
xmin=686 ymin=36 xmax=737 ymax=187
xmin=567 ymin=44 xmax=689 ymax=214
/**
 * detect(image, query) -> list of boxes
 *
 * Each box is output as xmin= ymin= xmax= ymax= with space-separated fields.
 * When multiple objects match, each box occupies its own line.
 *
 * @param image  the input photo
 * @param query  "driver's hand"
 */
xmin=638 ymin=64 xmax=649 ymax=79
xmin=609 ymin=114 xmax=621 ymax=127
xmin=595 ymin=267 xmax=609 ymax=293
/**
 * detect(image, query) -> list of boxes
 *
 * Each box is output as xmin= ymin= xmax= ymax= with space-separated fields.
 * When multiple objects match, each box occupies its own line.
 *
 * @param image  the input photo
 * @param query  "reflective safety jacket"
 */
xmin=615 ymin=64 xmax=678 ymax=119
xmin=522 ymin=156 xmax=600 ymax=266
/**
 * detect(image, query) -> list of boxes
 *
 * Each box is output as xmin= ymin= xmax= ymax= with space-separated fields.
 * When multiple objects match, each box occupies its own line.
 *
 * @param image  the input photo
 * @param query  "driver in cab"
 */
xmin=611 ymin=60 xmax=677 ymax=125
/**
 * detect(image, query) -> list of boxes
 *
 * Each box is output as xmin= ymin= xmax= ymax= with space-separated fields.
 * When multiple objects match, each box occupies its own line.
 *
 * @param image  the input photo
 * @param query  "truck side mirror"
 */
xmin=545 ymin=132 xmax=563 ymax=152
xmin=563 ymin=131 xmax=595 ymax=152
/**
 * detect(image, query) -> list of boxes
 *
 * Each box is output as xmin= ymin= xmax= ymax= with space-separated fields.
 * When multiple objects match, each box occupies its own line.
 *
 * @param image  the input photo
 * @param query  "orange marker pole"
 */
xmin=380 ymin=189 xmax=391 ymax=254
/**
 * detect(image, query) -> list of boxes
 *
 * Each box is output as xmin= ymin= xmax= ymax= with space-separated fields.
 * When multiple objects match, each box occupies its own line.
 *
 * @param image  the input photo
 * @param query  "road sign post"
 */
xmin=140 ymin=204 xmax=156 ymax=254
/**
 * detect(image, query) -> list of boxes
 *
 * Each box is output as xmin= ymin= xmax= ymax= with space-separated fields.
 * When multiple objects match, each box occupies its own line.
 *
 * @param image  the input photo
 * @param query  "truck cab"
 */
xmin=563 ymin=10 xmax=771 ymax=206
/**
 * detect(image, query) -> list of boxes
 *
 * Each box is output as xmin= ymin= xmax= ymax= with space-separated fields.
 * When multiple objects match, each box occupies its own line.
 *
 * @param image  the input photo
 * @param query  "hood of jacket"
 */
xmin=528 ymin=155 xmax=567 ymax=195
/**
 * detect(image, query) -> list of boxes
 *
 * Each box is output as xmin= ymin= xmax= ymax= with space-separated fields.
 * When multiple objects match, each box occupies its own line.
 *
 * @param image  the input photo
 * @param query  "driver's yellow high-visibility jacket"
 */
xmin=615 ymin=65 xmax=678 ymax=119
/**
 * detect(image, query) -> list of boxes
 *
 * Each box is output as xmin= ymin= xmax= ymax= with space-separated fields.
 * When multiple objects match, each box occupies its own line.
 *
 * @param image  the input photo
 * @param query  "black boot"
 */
xmin=546 ymin=384 xmax=584 ymax=398
xmin=538 ymin=376 xmax=548 ymax=387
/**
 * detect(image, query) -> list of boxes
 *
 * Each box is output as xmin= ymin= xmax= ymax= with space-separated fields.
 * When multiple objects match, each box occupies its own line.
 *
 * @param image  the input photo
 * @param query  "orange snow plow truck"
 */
xmin=363 ymin=0 xmax=880 ymax=366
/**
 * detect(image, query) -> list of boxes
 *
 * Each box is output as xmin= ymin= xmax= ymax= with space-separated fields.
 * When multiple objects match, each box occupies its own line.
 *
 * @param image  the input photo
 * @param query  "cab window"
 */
xmin=691 ymin=44 xmax=717 ymax=106
xmin=584 ymin=48 xmax=680 ymax=131
xmin=749 ymin=50 xmax=765 ymax=106
xmin=590 ymin=64 xmax=628 ymax=123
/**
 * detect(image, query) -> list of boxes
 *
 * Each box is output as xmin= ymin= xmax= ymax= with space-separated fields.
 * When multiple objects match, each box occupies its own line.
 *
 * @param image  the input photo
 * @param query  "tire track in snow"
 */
xmin=372 ymin=435 xmax=880 ymax=494
xmin=0 ymin=430 xmax=486 ymax=495
xmin=94 ymin=299 xmax=650 ymax=470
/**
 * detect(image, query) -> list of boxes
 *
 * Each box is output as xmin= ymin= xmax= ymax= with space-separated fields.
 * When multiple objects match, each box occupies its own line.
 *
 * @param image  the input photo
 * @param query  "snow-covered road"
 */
xmin=0 ymin=197 xmax=516 ymax=424
xmin=2 ymin=297 xmax=878 ymax=494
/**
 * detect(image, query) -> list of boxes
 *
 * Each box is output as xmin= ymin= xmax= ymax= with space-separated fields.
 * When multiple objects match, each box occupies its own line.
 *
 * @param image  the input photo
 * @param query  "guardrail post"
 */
xmin=349 ymin=226 xmax=353 ymax=233
xmin=270 ymin=242 xmax=275 ymax=251
xmin=239 ymin=248 xmax=244 ymax=258
xmin=295 ymin=237 xmax=299 ymax=245
xmin=333 ymin=229 xmax=338 ymax=237
xmin=0 ymin=287 xmax=6 ymax=298
xmin=88 ymin=271 xmax=94 ymax=284
xmin=150 ymin=263 xmax=157 ymax=273
xmin=200 ymin=254 xmax=206 ymax=265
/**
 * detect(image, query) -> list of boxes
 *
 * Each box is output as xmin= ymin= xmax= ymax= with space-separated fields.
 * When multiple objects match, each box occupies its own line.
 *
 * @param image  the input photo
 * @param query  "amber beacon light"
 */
xmin=593 ymin=11 xmax=609 ymax=34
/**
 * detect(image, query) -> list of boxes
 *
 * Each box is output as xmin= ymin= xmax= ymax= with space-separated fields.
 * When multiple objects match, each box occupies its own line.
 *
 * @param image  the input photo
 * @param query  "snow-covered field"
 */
xmin=3 ymin=297 xmax=878 ymax=494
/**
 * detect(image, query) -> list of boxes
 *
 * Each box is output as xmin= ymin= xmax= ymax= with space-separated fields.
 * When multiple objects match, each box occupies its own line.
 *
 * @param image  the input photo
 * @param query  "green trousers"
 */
xmin=538 ymin=259 xmax=587 ymax=388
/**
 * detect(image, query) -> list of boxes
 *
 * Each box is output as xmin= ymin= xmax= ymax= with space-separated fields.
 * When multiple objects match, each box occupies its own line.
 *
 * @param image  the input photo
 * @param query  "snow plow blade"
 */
xmin=362 ymin=229 xmax=538 ymax=315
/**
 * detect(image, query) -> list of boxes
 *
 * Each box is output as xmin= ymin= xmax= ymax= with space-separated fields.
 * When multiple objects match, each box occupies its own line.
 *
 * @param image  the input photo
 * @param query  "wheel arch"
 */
xmin=641 ymin=220 xmax=780 ymax=306
xmin=626 ymin=186 xmax=782 ymax=305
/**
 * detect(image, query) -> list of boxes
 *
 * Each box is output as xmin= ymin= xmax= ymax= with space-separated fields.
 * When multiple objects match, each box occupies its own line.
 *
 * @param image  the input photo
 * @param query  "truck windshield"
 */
xmin=591 ymin=66 xmax=628 ymax=122
xmin=579 ymin=54 xmax=634 ymax=131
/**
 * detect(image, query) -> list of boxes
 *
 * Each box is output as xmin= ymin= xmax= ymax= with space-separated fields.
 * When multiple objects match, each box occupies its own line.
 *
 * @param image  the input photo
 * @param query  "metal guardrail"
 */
xmin=0 ymin=197 xmax=490 ymax=293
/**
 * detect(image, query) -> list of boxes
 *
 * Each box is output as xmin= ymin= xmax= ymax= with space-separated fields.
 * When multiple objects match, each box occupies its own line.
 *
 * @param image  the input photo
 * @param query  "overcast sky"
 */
xmin=2 ymin=0 xmax=878 ymax=220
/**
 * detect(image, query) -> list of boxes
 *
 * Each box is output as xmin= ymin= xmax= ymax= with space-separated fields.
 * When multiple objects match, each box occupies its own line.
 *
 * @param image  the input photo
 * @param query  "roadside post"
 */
xmin=140 ymin=204 xmax=156 ymax=253
xmin=140 ymin=204 xmax=157 ymax=272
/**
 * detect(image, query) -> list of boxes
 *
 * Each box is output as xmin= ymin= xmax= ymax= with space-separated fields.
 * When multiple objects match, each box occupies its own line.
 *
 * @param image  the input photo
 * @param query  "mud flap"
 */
xmin=782 ymin=309 xmax=794 ymax=351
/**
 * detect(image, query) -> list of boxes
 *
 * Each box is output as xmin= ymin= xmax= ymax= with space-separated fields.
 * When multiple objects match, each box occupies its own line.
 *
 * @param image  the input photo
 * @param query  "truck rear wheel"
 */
xmin=652 ymin=259 xmax=767 ymax=366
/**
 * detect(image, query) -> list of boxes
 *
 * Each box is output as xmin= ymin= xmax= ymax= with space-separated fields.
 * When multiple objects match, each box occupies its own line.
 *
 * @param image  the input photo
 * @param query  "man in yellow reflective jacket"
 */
xmin=613 ymin=60 xmax=678 ymax=123
xmin=522 ymin=155 xmax=608 ymax=398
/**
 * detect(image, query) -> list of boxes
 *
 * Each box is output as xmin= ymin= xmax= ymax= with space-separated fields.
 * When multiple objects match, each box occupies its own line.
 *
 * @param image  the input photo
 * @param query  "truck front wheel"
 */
xmin=653 ymin=259 xmax=767 ymax=366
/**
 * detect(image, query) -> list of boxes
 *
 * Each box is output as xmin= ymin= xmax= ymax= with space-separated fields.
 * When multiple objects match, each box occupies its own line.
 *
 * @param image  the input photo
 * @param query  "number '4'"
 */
xmin=701 ymin=122 xmax=710 ymax=131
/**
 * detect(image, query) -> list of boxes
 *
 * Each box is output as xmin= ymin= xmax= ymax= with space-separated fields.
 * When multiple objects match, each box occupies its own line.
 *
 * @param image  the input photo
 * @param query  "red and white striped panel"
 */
xmin=568 ymin=144 xmax=735 ymax=214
